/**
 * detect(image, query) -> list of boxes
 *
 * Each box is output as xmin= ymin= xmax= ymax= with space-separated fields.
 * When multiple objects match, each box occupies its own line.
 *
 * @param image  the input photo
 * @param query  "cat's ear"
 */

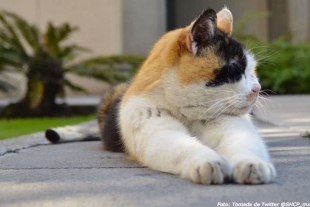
xmin=186 ymin=9 xmax=217 ymax=55
xmin=217 ymin=7 xmax=233 ymax=36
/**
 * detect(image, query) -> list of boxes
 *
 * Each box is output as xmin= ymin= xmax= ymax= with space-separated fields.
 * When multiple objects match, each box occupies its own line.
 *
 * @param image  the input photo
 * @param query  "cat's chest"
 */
xmin=189 ymin=119 xmax=223 ymax=148
xmin=161 ymin=106 xmax=224 ymax=148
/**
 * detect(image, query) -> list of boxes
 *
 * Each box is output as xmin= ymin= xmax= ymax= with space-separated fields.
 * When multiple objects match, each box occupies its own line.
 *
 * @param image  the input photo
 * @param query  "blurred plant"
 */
xmin=234 ymin=11 xmax=310 ymax=94
xmin=0 ymin=46 xmax=17 ymax=92
xmin=256 ymin=41 xmax=310 ymax=94
xmin=0 ymin=10 xmax=144 ymax=117
xmin=233 ymin=11 xmax=270 ymax=44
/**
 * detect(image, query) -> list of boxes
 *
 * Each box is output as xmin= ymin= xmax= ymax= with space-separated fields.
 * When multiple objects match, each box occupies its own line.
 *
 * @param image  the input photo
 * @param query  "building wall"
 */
xmin=0 ymin=0 xmax=123 ymax=57
xmin=170 ymin=0 xmax=268 ymax=41
xmin=287 ymin=0 xmax=310 ymax=43
xmin=123 ymin=0 xmax=166 ymax=55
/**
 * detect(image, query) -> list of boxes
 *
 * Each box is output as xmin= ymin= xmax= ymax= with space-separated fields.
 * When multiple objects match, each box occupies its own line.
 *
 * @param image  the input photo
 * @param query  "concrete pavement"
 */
xmin=1 ymin=95 xmax=310 ymax=207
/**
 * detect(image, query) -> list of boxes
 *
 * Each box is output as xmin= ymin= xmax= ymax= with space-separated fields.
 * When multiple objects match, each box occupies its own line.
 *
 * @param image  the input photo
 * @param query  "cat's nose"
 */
xmin=251 ymin=83 xmax=261 ymax=93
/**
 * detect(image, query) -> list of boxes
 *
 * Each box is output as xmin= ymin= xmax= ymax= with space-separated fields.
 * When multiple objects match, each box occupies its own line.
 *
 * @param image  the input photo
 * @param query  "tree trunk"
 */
xmin=1 ymin=57 xmax=67 ymax=118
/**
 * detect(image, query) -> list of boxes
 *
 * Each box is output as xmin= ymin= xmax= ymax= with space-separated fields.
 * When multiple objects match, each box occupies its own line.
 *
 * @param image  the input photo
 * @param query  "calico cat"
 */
xmin=98 ymin=7 xmax=276 ymax=185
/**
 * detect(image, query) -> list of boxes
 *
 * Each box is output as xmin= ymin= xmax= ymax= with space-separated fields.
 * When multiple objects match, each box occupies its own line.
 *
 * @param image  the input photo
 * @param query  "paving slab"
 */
xmin=1 ymin=95 xmax=310 ymax=207
xmin=253 ymin=95 xmax=310 ymax=131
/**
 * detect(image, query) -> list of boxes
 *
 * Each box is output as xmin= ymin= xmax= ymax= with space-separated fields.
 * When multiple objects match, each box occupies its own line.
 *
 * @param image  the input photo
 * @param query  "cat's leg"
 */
xmin=120 ymin=98 xmax=232 ymax=184
xmin=199 ymin=115 xmax=276 ymax=184
xmin=217 ymin=116 xmax=276 ymax=184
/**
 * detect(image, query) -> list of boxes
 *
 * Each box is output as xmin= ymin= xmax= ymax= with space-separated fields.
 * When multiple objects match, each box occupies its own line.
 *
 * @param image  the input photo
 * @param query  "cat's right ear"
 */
xmin=186 ymin=9 xmax=217 ymax=55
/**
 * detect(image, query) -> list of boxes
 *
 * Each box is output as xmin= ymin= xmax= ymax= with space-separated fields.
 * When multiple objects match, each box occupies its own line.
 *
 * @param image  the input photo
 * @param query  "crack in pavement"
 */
xmin=0 ymin=143 xmax=49 ymax=157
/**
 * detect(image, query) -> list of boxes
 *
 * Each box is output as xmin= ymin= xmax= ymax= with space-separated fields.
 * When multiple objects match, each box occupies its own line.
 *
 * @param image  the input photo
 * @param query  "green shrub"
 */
xmin=256 ymin=41 xmax=310 ymax=94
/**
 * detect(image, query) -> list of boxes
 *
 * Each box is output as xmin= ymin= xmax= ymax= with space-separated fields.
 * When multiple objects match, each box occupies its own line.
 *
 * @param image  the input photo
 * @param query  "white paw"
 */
xmin=181 ymin=154 xmax=232 ymax=185
xmin=233 ymin=160 xmax=276 ymax=184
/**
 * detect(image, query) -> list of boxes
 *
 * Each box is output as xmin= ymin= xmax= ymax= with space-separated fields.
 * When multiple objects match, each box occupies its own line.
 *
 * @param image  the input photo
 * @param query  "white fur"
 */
xmin=217 ymin=7 xmax=233 ymax=23
xmin=191 ymin=41 xmax=198 ymax=56
xmin=45 ymin=125 xmax=100 ymax=143
xmin=119 ymin=52 xmax=276 ymax=184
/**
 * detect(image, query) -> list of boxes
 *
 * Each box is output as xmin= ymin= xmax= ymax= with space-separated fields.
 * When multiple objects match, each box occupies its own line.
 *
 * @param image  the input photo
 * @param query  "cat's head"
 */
xmin=164 ymin=7 xmax=260 ymax=119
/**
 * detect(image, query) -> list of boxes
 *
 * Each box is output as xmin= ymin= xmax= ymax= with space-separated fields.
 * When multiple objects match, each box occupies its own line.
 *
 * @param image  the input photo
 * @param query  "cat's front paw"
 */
xmin=181 ymin=154 xmax=232 ymax=185
xmin=233 ymin=160 xmax=276 ymax=184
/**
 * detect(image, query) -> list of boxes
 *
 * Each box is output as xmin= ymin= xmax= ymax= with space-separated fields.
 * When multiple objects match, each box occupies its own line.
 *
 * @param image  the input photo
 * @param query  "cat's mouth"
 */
xmin=232 ymin=103 xmax=256 ymax=114
xmin=236 ymin=105 xmax=251 ymax=112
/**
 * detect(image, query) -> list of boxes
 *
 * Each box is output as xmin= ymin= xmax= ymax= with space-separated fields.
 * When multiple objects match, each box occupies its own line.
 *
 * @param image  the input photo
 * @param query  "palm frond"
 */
xmin=59 ymin=44 xmax=90 ymax=60
xmin=64 ymin=78 xmax=88 ymax=93
xmin=0 ymin=46 xmax=25 ymax=70
xmin=65 ymin=55 xmax=145 ymax=83
xmin=0 ymin=11 xmax=25 ymax=52
xmin=66 ymin=64 xmax=128 ymax=84
xmin=57 ymin=23 xmax=79 ymax=42
xmin=2 ymin=11 xmax=41 ymax=53
xmin=44 ymin=22 xmax=80 ymax=58
xmin=70 ymin=55 xmax=145 ymax=68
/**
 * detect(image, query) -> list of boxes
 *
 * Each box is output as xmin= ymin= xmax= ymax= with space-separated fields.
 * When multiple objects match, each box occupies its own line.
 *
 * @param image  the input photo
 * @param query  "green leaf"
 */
xmin=2 ymin=11 xmax=41 ymax=53
xmin=67 ymin=64 xmax=125 ymax=84
xmin=64 ymin=78 xmax=88 ymax=93
xmin=44 ymin=22 xmax=80 ymax=58
xmin=0 ymin=46 xmax=25 ymax=69
xmin=58 ymin=44 xmax=90 ymax=60
xmin=66 ymin=55 xmax=145 ymax=83
xmin=0 ymin=11 xmax=26 ymax=54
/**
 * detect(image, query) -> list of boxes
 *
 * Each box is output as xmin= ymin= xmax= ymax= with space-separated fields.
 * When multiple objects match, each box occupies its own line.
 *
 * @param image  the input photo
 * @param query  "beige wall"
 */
xmin=288 ymin=0 xmax=310 ymax=42
xmin=0 ymin=0 xmax=123 ymax=98
xmin=0 ymin=0 xmax=123 ymax=57
xmin=123 ymin=0 xmax=166 ymax=55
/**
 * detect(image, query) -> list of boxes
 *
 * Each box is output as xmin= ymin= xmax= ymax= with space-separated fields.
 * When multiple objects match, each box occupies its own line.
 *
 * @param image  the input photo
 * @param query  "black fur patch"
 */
xmin=191 ymin=9 xmax=217 ymax=48
xmin=205 ymin=34 xmax=247 ymax=87
xmin=102 ymin=98 xmax=124 ymax=152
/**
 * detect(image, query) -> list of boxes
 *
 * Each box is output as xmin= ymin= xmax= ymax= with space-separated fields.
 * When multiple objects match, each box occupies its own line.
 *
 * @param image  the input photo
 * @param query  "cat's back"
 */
xmin=122 ymin=28 xmax=187 ymax=103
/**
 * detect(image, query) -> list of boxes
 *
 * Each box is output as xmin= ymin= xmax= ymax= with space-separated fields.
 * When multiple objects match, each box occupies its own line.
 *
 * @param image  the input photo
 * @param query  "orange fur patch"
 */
xmin=177 ymin=50 xmax=222 ymax=85
xmin=247 ymin=92 xmax=255 ymax=102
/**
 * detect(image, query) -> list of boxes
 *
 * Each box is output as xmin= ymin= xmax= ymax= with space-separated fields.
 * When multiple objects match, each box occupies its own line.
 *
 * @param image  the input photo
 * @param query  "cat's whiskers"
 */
xmin=254 ymin=48 xmax=276 ymax=55
xmin=205 ymin=100 xmax=228 ymax=119
xmin=257 ymin=94 xmax=275 ymax=114
xmin=213 ymin=100 xmax=237 ymax=120
xmin=202 ymin=97 xmax=233 ymax=117
xmin=190 ymin=90 xmax=235 ymax=109
xmin=248 ymin=44 xmax=270 ymax=50
xmin=227 ymin=98 xmax=243 ymax=116
xmin=229 ymin=100 xmax=240 ymax=115
xmin=185 ymin=94 xmax=232 ymax=108
xmin=255 ymin=99 xmax=267 ymax=117
xmin=258 ymin=94 xmax=271 ymax=104
xmin=255 ymin=51 xmax=279 ymax=67
xmin=260 ymin=89 xmax=276 ymax=95
xmin=207 ymin=96 xmax=236 ymax=120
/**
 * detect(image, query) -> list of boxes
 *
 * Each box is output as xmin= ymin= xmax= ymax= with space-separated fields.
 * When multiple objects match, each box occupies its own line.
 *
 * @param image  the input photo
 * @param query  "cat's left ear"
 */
xmin=186 ymin=9 xmax=217 ymax=55
xmin=217 ymin=7 xmax=233 ymax=36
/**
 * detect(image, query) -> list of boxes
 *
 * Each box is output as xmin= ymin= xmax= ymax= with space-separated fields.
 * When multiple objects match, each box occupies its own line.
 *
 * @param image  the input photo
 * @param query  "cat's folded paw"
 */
xmin=233 ymin=160 xmax=276 ymax=184
xmin=181 ymin=154 xmax=232 ymax=185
